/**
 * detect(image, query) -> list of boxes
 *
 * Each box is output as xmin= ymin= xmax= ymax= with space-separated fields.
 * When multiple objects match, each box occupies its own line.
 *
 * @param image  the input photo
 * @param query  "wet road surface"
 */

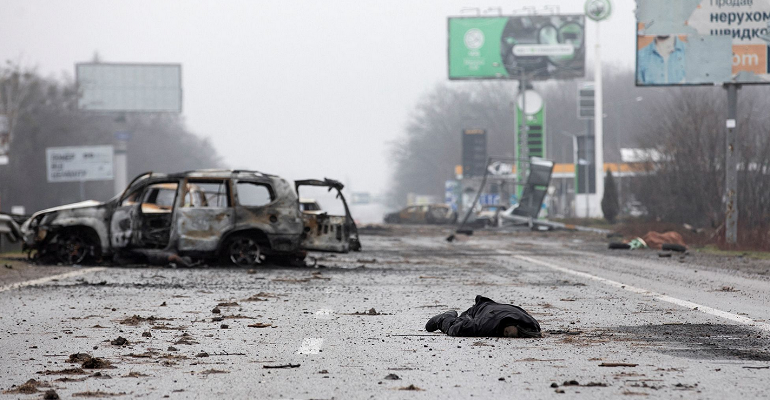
xmin=2 ymin=228 xmax=770 ymax=398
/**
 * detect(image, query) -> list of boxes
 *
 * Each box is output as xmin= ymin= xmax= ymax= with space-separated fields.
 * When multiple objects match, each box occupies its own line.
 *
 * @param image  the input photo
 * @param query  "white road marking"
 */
xmin=314 ymin=309 xmax=334 ymax=319
xmin=513 ymin=255 xmax=770 ymax=333
xmin=0 ymin=267 xmax=107 ymax=293
xmin=296 ymin=338 xmax=324 ymax=355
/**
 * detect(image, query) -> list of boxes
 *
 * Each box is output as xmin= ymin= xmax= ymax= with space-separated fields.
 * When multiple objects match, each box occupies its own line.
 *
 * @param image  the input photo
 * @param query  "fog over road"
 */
xmin=1 ymin=227 xmax=769 ymax=399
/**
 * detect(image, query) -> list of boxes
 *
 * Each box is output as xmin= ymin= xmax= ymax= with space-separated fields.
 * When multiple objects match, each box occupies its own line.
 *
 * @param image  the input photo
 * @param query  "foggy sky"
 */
xmin=0 ymin=0 xmax=636 ymax=195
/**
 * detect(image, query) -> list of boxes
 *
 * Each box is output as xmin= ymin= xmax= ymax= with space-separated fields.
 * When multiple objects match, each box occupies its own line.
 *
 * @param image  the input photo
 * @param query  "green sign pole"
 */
xmin=514 ymin=102 xmax=546 ymax=198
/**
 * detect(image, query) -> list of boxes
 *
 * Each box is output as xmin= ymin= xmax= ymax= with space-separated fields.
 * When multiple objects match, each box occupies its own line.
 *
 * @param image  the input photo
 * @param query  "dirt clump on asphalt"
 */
xmin=110 ymin=336 xmax=129 ymax=346
xmin=3 ymin=379 xmax=50 ymax=394
xmin=350 ymin=308 xmax=387 ymax=316
xmin=216 ymin=302 xmax=239 ymax=307
xmin=43 ymin=389 xmax=60 ymax=399
xmin=119 ymin=315 xmax=169 ymax=326
xmin=68 ymin=353 xmax=92 ymax=363
xmin=174 ymin=333 xmax=199 ymax=345
xmin=72 ymin=390 xmax=125 ymax=397
xmin=247 ymin=322 xmax=272 ymax=328
xmin=67 ymin=353 xmax=113 ymax=369
xmin=38 ymin=367 xmax=87 ymax=375
xmin=242 ymin=292 xmax=278 ymax=301
xmin=399 ymin=384 xmax=423 ymax=391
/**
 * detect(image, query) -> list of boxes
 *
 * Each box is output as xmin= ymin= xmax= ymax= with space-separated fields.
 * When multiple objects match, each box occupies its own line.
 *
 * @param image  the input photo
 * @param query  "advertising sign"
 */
xmin=46 ymin=145 xmax=114 ymax=183
xmin=636 ymin=0 xmax=770 ymax=85
xmin=448 ymin=15 xmax=585 ymax=80
xmin=76 ymin=63 xmax=182 ymax=112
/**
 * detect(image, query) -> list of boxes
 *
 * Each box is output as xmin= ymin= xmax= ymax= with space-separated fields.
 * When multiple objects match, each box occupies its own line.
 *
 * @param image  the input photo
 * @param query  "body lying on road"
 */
xmin=426 ymin=295 xmax=542 ymax=338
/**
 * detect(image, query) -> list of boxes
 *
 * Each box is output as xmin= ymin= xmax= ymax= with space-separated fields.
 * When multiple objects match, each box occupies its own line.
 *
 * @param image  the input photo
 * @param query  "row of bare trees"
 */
xmin=0 ymin=62 xmax=223 ymax=215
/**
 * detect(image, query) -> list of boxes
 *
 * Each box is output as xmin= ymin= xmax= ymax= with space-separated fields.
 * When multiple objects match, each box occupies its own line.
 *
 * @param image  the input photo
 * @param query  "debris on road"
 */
xmin=81 ymin=356 xmax=113 ymax=369
xmin=263 ymin=364 xmax=300 ymax=369
xmin=43 ymin=389 xmax=60 ymax=399
xmin=384 ymin=373 xmax=401 ymax=380
xmin=399 ymin=384 xmax=423 ymax=391
xmin=351 ymin=308 xmax=383 ymax=315
xmin=247 ymin=323 xmax=272 ymax=328
xmin=110 ymin=336 xmax=129 ymax=346
xmin=196 ymin=352 xmax=209 ymax=358
xmin=119 ymin=315 xmax=168 ymax=326
xmin=211 ymin=307 xmax=221 ymax=314
xmin=599 ymin=362 xmax=638 ymax=367
xmin=72 ymin=390 xmax=125 ymax=397
xmin=3 ymin=379 xmax=50 ymax=394
xmin=142 ymin=331 xmax=152 ymax=337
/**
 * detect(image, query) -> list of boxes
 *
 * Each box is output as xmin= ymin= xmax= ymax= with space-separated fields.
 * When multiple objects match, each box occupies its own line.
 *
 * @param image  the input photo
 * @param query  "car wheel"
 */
xmin=56 ymin=232 xmax=90 ymax=264
xmin=225 ymin=235 xmax=262 ymax=267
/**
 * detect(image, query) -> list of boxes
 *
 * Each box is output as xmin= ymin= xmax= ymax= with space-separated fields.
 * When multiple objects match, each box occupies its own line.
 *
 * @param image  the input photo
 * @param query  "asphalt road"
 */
xmin=1 ymin=226 xmax=770 ymax=399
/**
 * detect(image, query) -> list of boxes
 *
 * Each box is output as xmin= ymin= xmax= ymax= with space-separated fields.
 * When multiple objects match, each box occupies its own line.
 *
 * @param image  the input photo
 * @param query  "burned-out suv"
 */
xmin=21 ymin=170 xmax=361 ymax=266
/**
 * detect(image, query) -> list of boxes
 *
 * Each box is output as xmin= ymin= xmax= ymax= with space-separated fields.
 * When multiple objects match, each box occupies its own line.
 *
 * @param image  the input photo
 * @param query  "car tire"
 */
xmin=56 ymin=231 xmax=91 ymax=265
xmin=224 ymin=235 xmax=262 ymax=267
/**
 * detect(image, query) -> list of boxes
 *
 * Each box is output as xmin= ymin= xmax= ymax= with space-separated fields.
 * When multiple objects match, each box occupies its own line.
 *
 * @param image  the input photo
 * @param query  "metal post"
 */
xmin=114 ymin=140 xmax=128 ymax=195
xmin=593 ymin=20 xmax=604 ymax=218
xmin=725 ymin=84 xmax=739 ymax=245
xmin=518 ymin=74 xmax=529 ymax=196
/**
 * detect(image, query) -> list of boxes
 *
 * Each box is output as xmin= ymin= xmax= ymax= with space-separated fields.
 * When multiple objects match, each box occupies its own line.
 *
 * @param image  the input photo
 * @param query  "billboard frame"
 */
xmin=447 ymin=14 xmax=587 ymax=81
xmin=75 ymin=62 xmax=184 ymax=113
xmin=634 ymin=0 xmax=770 ymax=87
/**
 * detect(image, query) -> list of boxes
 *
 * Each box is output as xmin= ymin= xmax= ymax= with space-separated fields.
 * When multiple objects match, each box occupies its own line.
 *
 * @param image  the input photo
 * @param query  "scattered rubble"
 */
xmin=110 ymin=336 xmax=129 ymax=346
xmin=263 ymin=364 xmax=300 ymax=369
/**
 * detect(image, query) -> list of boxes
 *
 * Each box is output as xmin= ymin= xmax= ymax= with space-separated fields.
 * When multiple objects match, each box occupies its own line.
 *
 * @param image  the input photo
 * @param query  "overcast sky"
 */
xmin=0 ymin=0 xmax=636 ymax=194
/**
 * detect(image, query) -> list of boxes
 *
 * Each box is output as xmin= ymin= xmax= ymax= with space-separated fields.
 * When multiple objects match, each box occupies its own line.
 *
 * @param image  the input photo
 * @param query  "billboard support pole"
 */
xmin=725 ymin=84 xmax=739 ymax=246
xmin=114 ymin=140 xmax=127 ymax=196
xmin=518 ymin=73 xmax=528 ymax=196
xmin=593 ymin=20 xmax=604 ymax=219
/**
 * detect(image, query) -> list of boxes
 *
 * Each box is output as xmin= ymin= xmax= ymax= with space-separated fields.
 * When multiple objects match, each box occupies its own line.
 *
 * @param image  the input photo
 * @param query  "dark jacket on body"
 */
xmin=441 ymin=295 xmax=541 ymax=337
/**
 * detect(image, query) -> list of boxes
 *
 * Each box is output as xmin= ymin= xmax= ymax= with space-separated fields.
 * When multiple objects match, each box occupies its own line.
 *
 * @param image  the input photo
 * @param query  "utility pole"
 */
xmin=593 ymin=21 xmax=604 ymax=218
xmin=518 ymin=73 xmax=528 ymax=191
xmin=724 ymin=84 xmax=739 ymax=245
xmin=585 ymin=0 xmax=611 ymax=218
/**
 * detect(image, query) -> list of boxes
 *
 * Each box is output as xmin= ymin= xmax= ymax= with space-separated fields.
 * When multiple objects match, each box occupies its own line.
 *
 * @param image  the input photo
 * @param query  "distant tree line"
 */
xmin=0 ymin=62 xmax=224 ymax=214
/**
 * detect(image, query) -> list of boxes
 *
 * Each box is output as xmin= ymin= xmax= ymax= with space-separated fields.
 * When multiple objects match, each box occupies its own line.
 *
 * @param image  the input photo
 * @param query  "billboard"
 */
xmin=636 ymin=0 xmax=770 ymax=85
xmin=448 ymin=15 xmax=586 ymax=80
xmin=46 ymin=145 xmax=114 ymax=183
xmin=76 ymin=63 xmax=182 ymax=112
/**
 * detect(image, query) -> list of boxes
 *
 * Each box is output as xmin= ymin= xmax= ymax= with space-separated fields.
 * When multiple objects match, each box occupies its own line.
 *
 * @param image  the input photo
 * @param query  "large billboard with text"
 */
xmin=636 ymin=0 xmax=770 ymax=85
xmin=448 ymin=15 xmax=585 ymax=80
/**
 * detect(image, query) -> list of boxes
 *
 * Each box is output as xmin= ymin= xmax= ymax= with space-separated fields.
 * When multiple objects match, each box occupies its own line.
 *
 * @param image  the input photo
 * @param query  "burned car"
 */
xmin=383 ymin=204 xmax=457 ymax=225
xmin=21 ymin=170 xmax=360 ymax=266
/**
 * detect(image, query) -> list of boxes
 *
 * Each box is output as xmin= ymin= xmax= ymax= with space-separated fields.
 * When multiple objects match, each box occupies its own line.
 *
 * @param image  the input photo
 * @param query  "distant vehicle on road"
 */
xmin=21 ymin=170 xmax=360 ymax=266
xmin=384 ymin=204 xmax=457 ymax=225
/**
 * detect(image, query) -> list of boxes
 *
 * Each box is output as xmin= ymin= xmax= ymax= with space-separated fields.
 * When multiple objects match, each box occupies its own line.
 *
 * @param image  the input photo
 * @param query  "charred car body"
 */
xmin=21 ymin=170 xmax=360 ymax=266
xmin=383 ymin=204 xmax=457 ymax=225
